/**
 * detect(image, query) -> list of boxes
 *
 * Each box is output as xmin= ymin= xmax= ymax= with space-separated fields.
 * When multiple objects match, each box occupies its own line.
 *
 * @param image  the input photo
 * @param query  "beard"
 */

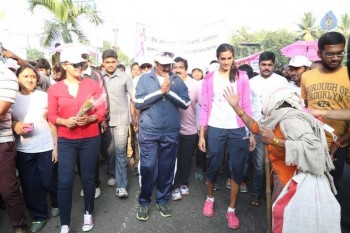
xmin=321 ymin=57 xmax=342 ymax=71
xmin=322 ymin=62 xmax=341 ymax=71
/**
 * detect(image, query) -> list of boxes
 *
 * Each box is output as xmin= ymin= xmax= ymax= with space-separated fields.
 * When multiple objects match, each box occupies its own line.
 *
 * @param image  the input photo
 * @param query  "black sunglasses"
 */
xmin=140 ymin=64 xmax=152 ymax=69
xmin=66 ymin=62 xmax=85 ymax=68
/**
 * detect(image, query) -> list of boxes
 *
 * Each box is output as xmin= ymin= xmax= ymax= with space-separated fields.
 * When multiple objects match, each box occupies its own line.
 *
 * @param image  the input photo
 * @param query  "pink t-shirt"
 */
xmin=179 ymin=77 xmax=200 ymax=135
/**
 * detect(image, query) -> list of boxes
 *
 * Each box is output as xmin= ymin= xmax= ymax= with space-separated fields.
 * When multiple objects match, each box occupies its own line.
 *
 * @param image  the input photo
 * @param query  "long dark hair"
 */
xmin=52 ymin=63 xmax=65 ymax=81
xmin=216 ymin=43 xmax=239 ymax=82
xmin=58 ymin=63 xmax=68 ymax=81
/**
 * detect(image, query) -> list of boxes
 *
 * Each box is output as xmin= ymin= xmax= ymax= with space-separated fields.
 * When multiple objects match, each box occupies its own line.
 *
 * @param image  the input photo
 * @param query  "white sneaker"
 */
xmin=116 ymin=188 xmax=128 ymax=198
xmin=171 ymin=188 xmax=182 ymax=201
xmin=60 ymin=225 xmax=71 ymax=233
xmin=94 ymin=187 xmax=101 ymax=199
xmin=107 ymin=178 xmax=116 ymax=186
xmin=51 ymin=207 xmax=60 ymax=217
xmin=80 ymin=188 xmax=101 ymax=199
xmin=240 ymin=183 xmax=248 ymax=193
xmin=180 ymin=185 xmax=189 ymax=196
xmin=82 ymin=211 xmax=94 ymax=232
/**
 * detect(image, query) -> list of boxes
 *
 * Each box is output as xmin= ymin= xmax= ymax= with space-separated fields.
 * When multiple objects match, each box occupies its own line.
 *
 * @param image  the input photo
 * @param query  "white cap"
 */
xmin=60 ymin=47 xmax=86 ymax=64
xmin=207 ymin=62 xmax=219 ymax=72
xmin=154 ymin=52 xmax=175 ymax=65
xmin=289 ymin=55 xmax=311 ymax=67
xmin=138 ymin=57 xmax=153 ymax=67
xmin=5 ymin=58 xmax=19 ymax=71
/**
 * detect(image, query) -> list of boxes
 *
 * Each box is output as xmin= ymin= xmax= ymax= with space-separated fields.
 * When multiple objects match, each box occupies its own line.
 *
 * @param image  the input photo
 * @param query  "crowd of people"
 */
xmin=0 ymin=30 xmax=349 ymax=233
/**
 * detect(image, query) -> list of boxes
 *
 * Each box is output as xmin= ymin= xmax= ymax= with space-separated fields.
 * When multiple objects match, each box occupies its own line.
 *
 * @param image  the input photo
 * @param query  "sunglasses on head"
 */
xmin=159 ymin=52 xmax=174 ymax=58
xmin=66 ymin=62 xmax=85 ymax=68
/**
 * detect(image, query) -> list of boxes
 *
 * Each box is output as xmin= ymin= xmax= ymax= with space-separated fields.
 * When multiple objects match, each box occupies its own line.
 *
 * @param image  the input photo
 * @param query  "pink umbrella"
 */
xmin=280 ymin=41 xmax=319 ymax=61
xmin=55 ymin=43 xmax=96 ymax=56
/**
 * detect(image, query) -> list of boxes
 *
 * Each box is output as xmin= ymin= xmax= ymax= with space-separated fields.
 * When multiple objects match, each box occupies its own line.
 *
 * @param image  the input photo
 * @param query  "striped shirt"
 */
xmin=0 ymin=66 xmax=18 ymax=143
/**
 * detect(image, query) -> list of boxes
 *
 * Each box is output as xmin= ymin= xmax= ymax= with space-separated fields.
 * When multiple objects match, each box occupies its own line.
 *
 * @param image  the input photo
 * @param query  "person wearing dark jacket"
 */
xmin=134 ymin=51 xmax=190 ymax=221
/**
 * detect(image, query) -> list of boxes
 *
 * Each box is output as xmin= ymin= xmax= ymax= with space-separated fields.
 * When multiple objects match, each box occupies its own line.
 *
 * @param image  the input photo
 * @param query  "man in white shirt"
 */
xmin=288 ymin=55 xmax=311 ymax=97
xmin=248 ymin=51 xmax=289 ymax=207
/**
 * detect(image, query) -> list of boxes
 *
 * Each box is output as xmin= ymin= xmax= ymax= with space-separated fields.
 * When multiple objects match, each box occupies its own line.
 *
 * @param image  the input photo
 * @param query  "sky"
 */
xmin=0 ymin=0 xmax=349 ymax=60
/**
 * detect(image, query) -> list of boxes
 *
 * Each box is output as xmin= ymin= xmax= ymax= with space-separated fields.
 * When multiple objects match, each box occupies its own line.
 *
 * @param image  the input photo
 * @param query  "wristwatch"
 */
xmin=90 ymin=115 xmax=97 ymax=122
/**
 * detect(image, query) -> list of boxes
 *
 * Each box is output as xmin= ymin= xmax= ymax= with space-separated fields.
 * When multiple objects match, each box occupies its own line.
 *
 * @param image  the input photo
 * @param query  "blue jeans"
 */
xmin=110 ymin=125 xmax=129 ymax=189
xmin=57 ymin=136 xmax=100 ymax=226
xmin=331 ymin=147 xmax=347 ymax=183
xmin=251 ymin=135 xmax=265 ymax=198
xmin=102 ymin=127 xmax=116 ymax=177
xmin=16 ymin=150 xmax=55 ymax=221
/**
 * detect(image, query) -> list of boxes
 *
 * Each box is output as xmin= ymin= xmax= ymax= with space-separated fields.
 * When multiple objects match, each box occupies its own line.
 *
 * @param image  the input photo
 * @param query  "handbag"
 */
xmin=272 ymin=172 xmax=341 ymax=233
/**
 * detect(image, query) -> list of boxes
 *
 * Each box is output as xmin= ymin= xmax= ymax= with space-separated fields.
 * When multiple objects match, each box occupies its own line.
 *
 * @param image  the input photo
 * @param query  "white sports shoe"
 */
xmin=94 ymin=187 xmax=101 ymax=199
xmin=60 ymin=225 xmax=71 ymax=233
xmin=180 ymin=185 xmax=189 ymax=196
xmin=116 ymin=188 xmax=128 ymax=198
xmin=80 ymin=188 xmax=101 ymax=199
xmin=82 ymin=211 xmax=94 ymax=232
xmin=171 ymin=188 xmax=182 ymax=201
xmin=107 ymin=178 xmax=116 ymax=186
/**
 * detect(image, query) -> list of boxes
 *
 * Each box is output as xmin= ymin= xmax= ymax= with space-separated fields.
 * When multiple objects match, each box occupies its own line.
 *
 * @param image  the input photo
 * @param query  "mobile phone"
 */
xmin=23 ymin=123 xmax=34 ymax=133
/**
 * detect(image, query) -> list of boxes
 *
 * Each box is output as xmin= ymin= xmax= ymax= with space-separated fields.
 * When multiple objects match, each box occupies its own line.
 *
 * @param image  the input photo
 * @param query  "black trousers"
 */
xmin=173 ymin=134 xmax=198 ymax=188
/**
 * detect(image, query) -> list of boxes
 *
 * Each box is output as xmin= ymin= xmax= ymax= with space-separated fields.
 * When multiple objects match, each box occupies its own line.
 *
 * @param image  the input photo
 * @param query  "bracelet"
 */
xmin=237 ymin=109 xmax=245 ymax=117
xmin=332 ymin=140 xmax=341 ymax=148
xmin=273 ymin=137 xmax=279 ymax=145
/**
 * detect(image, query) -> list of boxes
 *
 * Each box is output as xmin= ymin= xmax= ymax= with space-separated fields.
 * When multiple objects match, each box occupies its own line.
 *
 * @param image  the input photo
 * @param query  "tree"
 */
xmin=230 ymin=27 xmax=263 ymax=58
xmin=230 ymin=28 xmax=297 ymax=70
xmin=28 ymin=0 xmax=103 ymax=47
xmin=96 ymin=41 xmax=130 ymax=67
xmin=337 ymin=13 xmax=350 ymax=39
xmin=259 ymin=29 xmax=297 ymax=70
xmin=26 ymin=48 xmax=44 ymax=61
xmin=296 ymin=12 xmax=319 ymax=41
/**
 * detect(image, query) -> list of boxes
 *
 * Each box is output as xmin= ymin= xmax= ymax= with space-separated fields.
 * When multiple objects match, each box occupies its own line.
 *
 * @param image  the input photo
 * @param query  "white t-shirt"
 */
xmin=156 ymin=75 xmax=165 ymax=85
xmin=289 ymin=81 xmax=301 ymax=96
xmin=11 ymin=90 xmax=54 ymax=153
xmin=249 ymin=73 xmax=289 ymax=121
xmin=208 ymin=71 xmax=238 ymax=129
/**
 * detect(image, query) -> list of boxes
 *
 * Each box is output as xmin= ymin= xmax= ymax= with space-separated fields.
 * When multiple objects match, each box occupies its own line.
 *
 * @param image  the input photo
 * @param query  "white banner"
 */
xmin=134 ymin=20 xmax=229 ymax=72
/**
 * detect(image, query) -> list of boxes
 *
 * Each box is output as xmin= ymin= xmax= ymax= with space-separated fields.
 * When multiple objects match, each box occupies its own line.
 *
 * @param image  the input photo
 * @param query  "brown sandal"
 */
xmin=250 ymin=197 xmax=260 ymax=207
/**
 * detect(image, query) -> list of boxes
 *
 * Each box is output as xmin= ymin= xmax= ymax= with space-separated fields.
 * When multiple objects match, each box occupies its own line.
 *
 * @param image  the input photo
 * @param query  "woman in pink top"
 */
xmin=198 ymin=43 xmax=255 ymax=230
xmin=47 ymin=47 xmax=106 ymax=233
